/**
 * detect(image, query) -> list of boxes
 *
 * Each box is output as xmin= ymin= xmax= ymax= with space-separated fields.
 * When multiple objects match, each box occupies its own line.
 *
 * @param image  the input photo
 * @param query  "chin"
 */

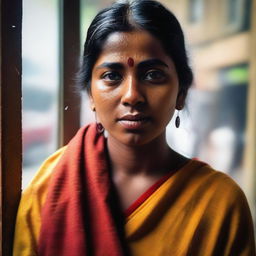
xmin=116 ymin=130 xmax=165 ymax=147
xmin=123 ymin=137 xmax=148 ymax=147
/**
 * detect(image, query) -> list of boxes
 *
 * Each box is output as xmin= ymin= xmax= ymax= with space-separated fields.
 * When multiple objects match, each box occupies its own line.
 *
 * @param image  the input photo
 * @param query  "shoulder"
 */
xmin=178 ymin=159 xmax=252 ymax=213
xmin=188 ymin=159 xmax=244 ymax=193
xmin=187 ymin=159 xmax=254 ymax=222
xmin=179 ymin=159 xmax=255 ymax=254
xmin=13 ymin=147 xmax=67 ymax=256
xmin=24 ymin=146 xmax=67 ymax=193
xmin=20 ymin=146 xmax=67 ymax=214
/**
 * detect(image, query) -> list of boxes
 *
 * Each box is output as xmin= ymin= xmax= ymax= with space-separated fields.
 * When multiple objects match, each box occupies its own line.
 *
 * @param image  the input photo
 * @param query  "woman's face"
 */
xmin=90 ymin=30 xmax=184 ymax=146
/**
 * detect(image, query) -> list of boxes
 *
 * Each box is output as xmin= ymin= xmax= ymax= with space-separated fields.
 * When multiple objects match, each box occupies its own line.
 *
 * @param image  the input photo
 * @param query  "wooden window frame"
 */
xmin=0 ymin=0 xmax=81 ymax=255
xmin=59 ymin=0 xmax=81 ymax=146
xmin=0 ymin=0 xmax=22 ymax=255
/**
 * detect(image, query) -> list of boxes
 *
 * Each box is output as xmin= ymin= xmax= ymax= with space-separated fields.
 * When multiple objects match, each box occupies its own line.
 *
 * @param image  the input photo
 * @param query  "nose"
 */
xmin=121 ymin=77 xmax=145 ymax=107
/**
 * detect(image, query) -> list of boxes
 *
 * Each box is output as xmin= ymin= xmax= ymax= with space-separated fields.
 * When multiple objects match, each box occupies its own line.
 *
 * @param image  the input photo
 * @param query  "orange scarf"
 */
xmin=38 ymin=124 xmax=127 ymax=256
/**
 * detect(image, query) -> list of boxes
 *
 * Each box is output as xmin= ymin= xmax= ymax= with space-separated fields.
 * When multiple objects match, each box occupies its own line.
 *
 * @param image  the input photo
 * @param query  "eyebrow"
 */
xmin=95 ymin=58 xmax=169 ymax=70
xmin=137 ymin=59 xmax=169 ymax=69
xmin=95 ymin=62 xmax=123 ymax=70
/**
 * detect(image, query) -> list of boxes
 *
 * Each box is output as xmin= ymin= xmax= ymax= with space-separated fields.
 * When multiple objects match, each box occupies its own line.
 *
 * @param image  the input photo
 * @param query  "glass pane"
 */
xmin=227 ymin=0 xmax=251 ymax=31
xmin=188 ymin=0 xmax=204 ymax=23
xmin=22 ymin=0 xmax=59 ymax=188
xmin=80 ymin=0 xmax=113 ymax=126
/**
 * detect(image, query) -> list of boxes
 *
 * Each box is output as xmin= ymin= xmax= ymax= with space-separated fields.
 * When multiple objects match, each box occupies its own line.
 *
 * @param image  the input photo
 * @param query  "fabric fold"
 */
xmin=38 ymin=124 xmax=125 ymax=256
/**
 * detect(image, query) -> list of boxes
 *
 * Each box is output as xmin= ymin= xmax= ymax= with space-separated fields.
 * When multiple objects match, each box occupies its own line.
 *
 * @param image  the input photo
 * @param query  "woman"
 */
xmin=13 ymin=0 xmax=255 ymax=255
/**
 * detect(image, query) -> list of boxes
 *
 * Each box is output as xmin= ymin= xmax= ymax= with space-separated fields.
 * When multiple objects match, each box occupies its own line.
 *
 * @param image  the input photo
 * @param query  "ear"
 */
xmin=176 ymin=89 xmax=187 ymax=110
xmin=89 ymin=95 xmax=96 ymax=112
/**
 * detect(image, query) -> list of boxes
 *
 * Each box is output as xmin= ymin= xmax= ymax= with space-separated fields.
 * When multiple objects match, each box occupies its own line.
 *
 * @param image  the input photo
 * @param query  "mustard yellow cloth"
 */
xmin=13 ymin=148 xmax=255 ymax=256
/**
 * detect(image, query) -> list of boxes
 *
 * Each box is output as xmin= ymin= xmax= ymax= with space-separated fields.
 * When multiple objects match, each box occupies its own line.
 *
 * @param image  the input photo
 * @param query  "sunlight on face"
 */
xmin=90 ymin=30 xmax=181 ymax=146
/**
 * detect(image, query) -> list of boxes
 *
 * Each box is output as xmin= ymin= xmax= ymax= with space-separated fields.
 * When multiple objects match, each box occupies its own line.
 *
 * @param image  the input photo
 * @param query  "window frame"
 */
xmin=58 ymin=0 xmax=81 ymax=146
xmin=0 ymin=0 xmax=22 ymax=254
xmin=0 ymin=0 xmax=81 ymax=254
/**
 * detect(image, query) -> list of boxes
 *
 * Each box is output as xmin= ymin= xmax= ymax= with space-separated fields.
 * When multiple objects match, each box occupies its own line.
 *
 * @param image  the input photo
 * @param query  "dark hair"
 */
xmin=78 ymin=0 xmax=193 ymax=95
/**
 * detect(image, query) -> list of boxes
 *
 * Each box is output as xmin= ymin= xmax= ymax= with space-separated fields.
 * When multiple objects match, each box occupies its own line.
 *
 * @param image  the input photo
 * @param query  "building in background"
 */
xmin=165 ymin=0 xmax=250 ymax=173
xmin=163 ymin=0 xmax=255 ymax=226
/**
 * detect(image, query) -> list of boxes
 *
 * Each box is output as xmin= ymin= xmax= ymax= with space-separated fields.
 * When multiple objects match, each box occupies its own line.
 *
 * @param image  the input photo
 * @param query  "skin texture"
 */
xmin=90 ymin=30 xmax=188 ymax=209
xmin=91 ymin=30 xmax=184 ymax=146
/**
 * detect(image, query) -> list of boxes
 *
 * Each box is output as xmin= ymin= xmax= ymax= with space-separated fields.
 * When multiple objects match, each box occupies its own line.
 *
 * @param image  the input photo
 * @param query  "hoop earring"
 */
xmin=175 ymin=111 xmax=180 ymax=128
xmin=94 ymin=112 xmax=104 ymax=134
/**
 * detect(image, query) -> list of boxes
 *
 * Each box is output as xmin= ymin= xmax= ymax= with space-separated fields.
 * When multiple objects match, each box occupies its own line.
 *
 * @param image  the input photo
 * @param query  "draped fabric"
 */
xmin=38 ymin=124 xmax=125 ymax=256
xmin=13 ymin=124 xmax=256 ymax=256
xmin=125 ymin=161 xmax=256 ymax=256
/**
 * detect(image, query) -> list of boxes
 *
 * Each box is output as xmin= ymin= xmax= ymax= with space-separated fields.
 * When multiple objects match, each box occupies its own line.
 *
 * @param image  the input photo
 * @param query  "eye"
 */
xmin=143 ymin=70 xmax=166 ymax=83
xmin=102 ymin=71 xmax=122 ymax=82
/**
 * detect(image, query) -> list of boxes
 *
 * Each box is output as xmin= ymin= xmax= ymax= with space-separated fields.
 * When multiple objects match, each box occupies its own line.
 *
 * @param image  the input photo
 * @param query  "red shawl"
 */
xmin=38 ymin=124 xmax=126 ymax=256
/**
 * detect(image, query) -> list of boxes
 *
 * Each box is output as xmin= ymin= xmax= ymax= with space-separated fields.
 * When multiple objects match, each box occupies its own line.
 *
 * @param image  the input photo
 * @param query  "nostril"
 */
xmin=122 ymin=100 xmax=145 ymax=108
xmin=121 ymin=89 xmax=145 ymax=105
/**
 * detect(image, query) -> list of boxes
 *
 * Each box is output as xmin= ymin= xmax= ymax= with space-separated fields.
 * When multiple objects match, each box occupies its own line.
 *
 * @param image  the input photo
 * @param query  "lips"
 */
xmin=117 ymin=114 xmax=150 ymax=129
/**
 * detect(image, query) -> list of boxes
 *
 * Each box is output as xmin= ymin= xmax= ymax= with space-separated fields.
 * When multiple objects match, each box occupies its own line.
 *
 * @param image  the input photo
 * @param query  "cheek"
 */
xmin=149 ymin=86 xmax=178 ymax=113
xmin=93 ymin=93 xmax=115 ymax=112
xmin=90 ymin=83 xmax=120 ymax=119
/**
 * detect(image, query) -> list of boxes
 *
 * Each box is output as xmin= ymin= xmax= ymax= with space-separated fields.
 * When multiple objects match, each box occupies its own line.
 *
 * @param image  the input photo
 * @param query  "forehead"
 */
xmin=96 ymin=30 xmax=171 ymax=64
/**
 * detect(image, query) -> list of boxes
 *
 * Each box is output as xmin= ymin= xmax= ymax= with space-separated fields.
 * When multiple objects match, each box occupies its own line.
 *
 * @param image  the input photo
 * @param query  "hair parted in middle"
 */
xmin=78 ymin=0 xmax=193 ymax=97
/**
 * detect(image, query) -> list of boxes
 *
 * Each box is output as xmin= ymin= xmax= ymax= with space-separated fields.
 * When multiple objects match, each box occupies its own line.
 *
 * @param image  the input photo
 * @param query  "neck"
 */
xmin=107 ymin=132 xmax=174 ymax=178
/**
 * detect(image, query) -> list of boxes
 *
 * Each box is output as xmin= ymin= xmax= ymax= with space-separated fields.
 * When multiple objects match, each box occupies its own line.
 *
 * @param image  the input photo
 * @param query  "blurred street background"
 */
xmin=22 ymin=0 xmax=256 ymax=234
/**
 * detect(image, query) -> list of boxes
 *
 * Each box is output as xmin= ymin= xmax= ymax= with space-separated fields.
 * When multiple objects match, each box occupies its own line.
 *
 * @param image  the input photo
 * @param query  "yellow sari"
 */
xmin=13 ymin=148 xmax=255 ymax=256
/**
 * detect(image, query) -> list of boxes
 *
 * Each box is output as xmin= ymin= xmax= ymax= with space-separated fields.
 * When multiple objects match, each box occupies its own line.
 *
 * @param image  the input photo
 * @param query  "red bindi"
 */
xmin=127 ymin=57 xmax=134 ymax=67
